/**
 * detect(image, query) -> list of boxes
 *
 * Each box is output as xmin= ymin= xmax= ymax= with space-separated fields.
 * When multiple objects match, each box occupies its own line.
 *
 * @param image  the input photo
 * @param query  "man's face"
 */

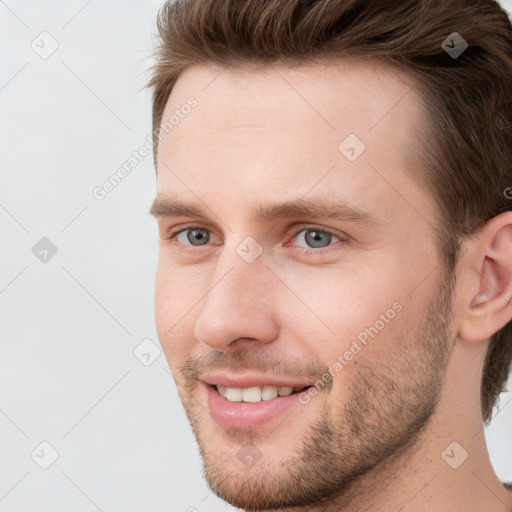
xmin=153 ymin=61 xmax=456 ymax=509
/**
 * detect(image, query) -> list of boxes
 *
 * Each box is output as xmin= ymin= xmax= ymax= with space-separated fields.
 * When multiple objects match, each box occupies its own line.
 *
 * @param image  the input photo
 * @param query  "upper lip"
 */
xmin=200 ymin=372 xmax=314 ymax=389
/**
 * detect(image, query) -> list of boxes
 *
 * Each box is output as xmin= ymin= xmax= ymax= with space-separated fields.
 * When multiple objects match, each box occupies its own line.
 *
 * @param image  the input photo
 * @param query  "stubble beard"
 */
xmin=175 ymin=271 xmax=455 ymax=511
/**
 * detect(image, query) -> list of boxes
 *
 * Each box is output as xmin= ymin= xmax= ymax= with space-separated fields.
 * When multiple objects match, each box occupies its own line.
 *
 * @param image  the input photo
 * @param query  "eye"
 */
xmin=290 ymin=228 xmax=342 ymax=250
xmin=172 ymin=227 xmax=213 ymax=246
xmin=165 ymin=225 xmax=345 ymax=253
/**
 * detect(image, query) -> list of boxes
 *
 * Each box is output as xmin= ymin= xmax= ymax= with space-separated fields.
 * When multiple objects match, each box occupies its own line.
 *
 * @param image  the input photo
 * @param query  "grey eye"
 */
xmin=301 ymin=229 xmax=334 ymax=248
xmin=186 ymin=228 xmax=210 ymax=246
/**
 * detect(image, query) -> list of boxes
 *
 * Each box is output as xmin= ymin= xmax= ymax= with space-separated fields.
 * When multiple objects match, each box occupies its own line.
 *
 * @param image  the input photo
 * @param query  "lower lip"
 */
xmin=204 ymin=383 xmax=308 ymax=430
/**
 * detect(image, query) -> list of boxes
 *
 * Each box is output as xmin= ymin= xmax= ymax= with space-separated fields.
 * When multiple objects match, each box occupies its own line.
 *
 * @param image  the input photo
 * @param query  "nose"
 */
xmin=193 ymin=250 xmax=280 ymax=352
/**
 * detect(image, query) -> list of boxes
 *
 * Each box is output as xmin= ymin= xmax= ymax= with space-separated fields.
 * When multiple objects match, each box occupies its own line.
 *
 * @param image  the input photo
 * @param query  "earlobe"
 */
xmin=458 ymin=214 xmax=512 ymax=343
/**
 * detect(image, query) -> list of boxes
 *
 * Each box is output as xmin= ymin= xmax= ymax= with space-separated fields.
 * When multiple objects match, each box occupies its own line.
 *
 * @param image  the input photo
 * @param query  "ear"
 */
xmin=458 ymin=211 xmax=512 ymax=343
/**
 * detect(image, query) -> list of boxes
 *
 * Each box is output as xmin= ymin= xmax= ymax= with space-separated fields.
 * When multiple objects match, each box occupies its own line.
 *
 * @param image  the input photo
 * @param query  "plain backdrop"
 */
xmin=1 ymin=1 xmax=511 ymax=511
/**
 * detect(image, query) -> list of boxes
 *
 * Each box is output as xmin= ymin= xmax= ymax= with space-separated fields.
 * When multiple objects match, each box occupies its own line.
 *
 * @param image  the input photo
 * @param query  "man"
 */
xmin=148 ymin=0 xmax=512 ymax=510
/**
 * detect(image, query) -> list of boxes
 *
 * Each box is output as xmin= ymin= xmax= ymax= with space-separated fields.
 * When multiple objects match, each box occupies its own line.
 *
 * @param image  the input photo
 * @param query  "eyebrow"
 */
xmin=149 ymin=196 xmax=382 ymax=227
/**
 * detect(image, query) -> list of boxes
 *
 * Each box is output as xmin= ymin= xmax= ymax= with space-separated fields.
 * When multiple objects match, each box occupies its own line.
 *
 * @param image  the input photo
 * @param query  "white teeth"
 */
xmin=224 ymin=387 xmax=242 ymax=402
xmin=215 ymin=384 xmax=306 ymax=403
xmin=278 ymin=386 xmax=293 ymax=397
xmin=261 ymin=385 xmax=278 ymax=401
xmin=241 ymin=387 xmax=261 ymax=403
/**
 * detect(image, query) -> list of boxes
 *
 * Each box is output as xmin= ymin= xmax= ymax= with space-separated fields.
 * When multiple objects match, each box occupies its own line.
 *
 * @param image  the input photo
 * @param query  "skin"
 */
xmin=152 ymin=60 xmax=512 ymax=511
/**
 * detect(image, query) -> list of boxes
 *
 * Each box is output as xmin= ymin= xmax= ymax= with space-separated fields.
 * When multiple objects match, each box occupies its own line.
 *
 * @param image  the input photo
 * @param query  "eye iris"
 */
xmin=305 ymin=230 xmax=331 ymax=248
xmin=187 ymin=229 xmax=209 ymax=245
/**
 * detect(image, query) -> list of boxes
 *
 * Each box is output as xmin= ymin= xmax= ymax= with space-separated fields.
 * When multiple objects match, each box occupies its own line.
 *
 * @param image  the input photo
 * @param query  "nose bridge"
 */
xmin=194 ymin=241 xmax=278 ymax=350
xmin=215 ymin=234 xmax=274 ymax=306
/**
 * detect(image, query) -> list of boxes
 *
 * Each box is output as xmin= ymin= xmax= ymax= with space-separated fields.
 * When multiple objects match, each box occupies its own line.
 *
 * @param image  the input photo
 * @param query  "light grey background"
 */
xmin=1 ymin=1 xmax=511 ymax=511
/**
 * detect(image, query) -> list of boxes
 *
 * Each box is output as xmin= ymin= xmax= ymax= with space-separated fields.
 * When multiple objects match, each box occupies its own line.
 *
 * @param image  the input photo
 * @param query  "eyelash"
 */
xmin=164 ymin=224 xmax=347 ymax=255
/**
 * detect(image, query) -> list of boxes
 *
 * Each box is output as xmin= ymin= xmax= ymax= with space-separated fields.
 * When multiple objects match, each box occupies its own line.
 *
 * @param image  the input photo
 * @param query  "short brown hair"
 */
xmin=148 ymin=0 xmax=512 ymax=423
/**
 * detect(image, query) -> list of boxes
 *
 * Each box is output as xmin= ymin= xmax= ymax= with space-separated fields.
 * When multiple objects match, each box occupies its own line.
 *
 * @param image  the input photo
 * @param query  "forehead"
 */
xmin=156 ymin=59 xmax=431 ymax=228
xmin=160 ymin=58 xmax=422 ymax=136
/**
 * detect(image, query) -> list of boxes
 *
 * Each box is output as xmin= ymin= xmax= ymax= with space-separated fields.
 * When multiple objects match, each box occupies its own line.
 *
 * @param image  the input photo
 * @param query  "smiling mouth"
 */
xmin=210 ymin=383 xmax=312 ymax=403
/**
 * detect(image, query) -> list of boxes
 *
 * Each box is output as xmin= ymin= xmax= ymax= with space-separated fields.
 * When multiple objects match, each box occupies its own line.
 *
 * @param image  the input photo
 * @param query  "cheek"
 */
xmin=154 ymin=258 xmax=172 ymax=336
xmin=154 ymin=258 xmax=198 ymax=365
xmin=280 ymin=263 xmax=420 ymax=366
xmin=154 ymin=251 xmax=201 ymax=322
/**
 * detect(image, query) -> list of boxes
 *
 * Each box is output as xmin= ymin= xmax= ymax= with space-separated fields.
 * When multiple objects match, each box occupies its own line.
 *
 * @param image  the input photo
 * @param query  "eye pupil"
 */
xmin=187 ymin=229 xmax=209 ymax=245
xmin=305 ymin=230 xmax=331 ymax=248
